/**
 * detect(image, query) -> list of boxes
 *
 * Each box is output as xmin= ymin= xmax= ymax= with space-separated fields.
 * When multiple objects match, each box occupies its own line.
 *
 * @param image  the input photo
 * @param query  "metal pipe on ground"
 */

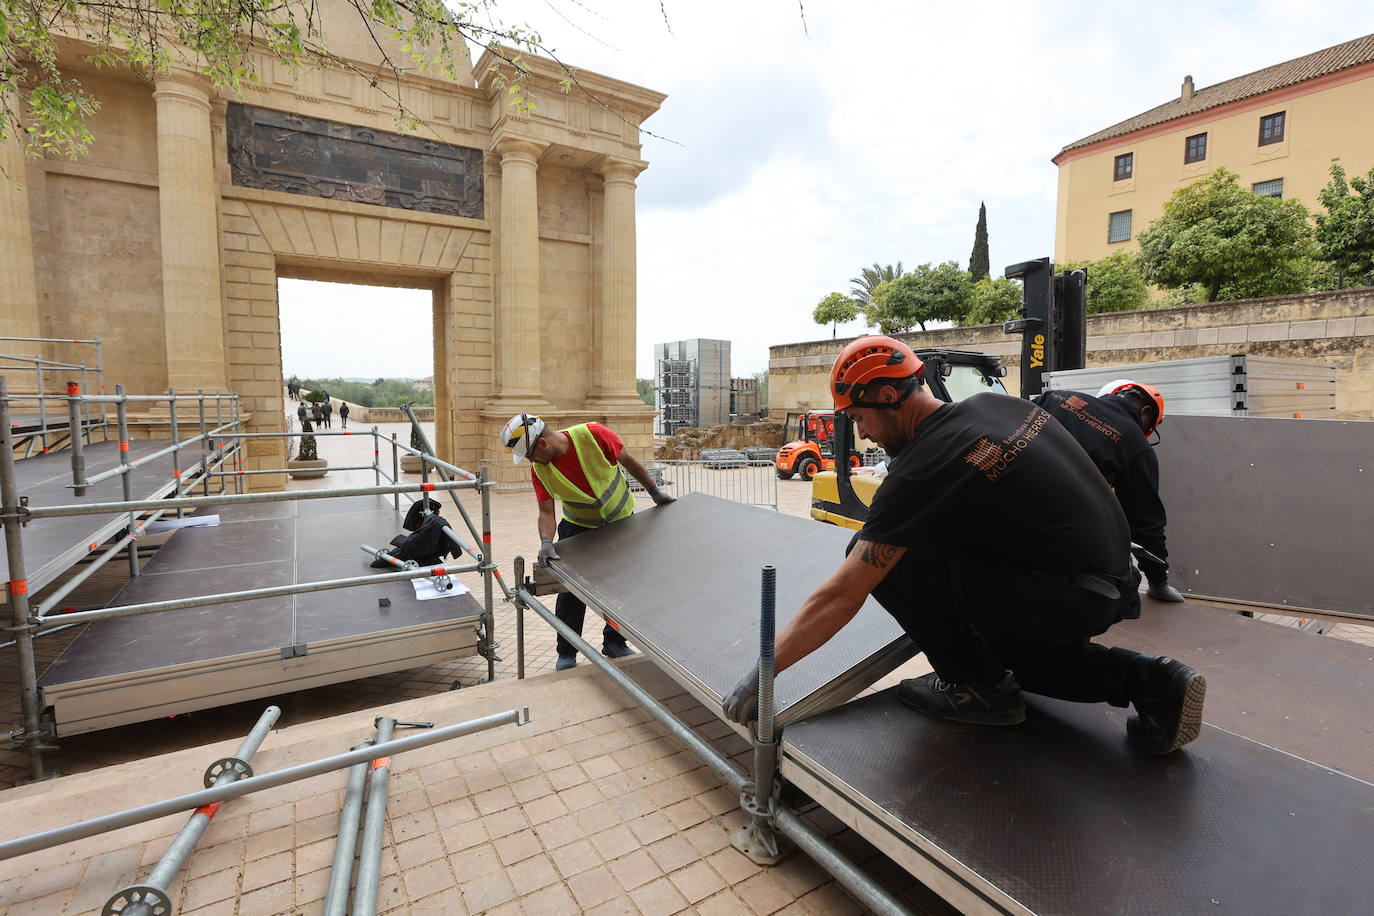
xmin=323 ymin=743 xmax=372 ymax=916
xmin=105 ymin=706 xmax=281 ymax=916
xmin=351 ymin=717 xmax=398 ymax=916
xmin=511 ymin=583 xmax=915 ymax=916
xmin=0 ymin=708 xmax=528 ymax=861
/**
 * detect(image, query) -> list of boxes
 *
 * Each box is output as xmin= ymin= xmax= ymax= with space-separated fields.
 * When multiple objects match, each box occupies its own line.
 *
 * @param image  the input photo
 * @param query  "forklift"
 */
xmin=774 ymin=410 xmax=856 ymax=480
xmin=810 ymin=259 xmax=1087 ymax=529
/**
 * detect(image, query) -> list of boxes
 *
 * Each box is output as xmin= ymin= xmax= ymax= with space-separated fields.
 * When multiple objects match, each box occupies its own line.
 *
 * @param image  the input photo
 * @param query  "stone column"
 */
xmin=0 ymin=128 xmax=43 ymax=341
xmin=153 ymin=72 xmax=227 ymax=392
xmin=586 ymin=157 xmax=649 ymax=409
xmin=485 ymin=136 xmax=550 ymax=410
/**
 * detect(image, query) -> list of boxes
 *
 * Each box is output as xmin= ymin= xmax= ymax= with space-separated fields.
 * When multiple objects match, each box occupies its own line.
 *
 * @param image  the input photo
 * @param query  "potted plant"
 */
xmin=401 ymin=419 xmax=426 ymax=474
xmin=287 ymin=418 xmax=329 ymax=479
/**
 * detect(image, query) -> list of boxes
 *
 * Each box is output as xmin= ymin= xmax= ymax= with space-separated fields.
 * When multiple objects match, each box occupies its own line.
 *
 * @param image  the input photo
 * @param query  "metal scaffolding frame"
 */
xmin=0 ymin=337 xmax=109 ymax=455
xmin=0 ymin=376 xmax=507 ymax=783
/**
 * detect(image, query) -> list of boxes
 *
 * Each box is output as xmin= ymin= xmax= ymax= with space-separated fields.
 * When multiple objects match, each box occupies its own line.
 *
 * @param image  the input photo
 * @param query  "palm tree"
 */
xmin=849 ymin=262 xmax=905 ymax=307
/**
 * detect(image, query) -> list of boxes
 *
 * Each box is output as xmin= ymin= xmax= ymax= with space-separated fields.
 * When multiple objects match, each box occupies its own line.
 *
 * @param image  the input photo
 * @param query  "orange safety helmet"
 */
xmin=830 ymin=335 xmax=925 ymax=412
xmin=1099 ymin=379 xmax=1165 ymax=436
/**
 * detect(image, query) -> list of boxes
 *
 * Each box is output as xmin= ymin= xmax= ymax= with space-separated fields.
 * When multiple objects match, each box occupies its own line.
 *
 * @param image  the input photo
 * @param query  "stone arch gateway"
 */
xmin=2 ymin=21 xmax=664 ymax=487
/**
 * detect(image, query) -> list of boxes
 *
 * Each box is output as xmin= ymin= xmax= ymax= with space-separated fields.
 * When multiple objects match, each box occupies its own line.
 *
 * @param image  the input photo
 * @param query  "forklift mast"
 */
xmin=1002 ymin=257 xmax=1088 ymax=399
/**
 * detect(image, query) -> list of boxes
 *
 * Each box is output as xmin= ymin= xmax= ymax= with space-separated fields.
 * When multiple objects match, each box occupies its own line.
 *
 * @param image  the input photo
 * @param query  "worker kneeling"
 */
xmin=503 ymin=413 xmax=675 ymax=670
xmin=723 ymin=336 xmax=1206 ymax=755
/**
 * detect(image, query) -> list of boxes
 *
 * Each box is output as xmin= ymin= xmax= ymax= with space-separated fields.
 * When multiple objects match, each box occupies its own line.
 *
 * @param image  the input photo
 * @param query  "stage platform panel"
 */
xmin=2 ymin=439 xmax=190 ymax=595
xmin=39 ymin=495 xmax=484 ymax=734
xmin=547 ymin=493 xmax=915 ymax=727
xmin=783 ymin=689 xmax=1374 ymax=916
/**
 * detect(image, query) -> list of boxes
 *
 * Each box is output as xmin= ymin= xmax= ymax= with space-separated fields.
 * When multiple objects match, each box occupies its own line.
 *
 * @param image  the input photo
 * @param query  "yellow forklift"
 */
xmin=811 ymin=258 xmax=1088 ymax=528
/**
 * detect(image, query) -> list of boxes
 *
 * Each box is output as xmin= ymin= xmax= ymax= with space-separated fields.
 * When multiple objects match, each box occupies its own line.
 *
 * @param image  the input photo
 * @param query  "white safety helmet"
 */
xmin=501 ymin=413 xmax=546 ymax=464
xmin=1097 ymin=379 xmax=1137 ymax=398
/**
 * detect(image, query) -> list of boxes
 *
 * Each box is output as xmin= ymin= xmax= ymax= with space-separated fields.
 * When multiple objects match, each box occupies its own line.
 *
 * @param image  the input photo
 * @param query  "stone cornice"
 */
xmin=474 ymin=47 xmax=666 ymax=119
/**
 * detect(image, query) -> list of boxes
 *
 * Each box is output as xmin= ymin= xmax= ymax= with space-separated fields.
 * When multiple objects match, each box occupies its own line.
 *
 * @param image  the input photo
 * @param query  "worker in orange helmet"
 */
xmin=723 ymin=335 xmax=1206 ymax=755
xmin=1032 ymin=379 xmax=1183 ymax=603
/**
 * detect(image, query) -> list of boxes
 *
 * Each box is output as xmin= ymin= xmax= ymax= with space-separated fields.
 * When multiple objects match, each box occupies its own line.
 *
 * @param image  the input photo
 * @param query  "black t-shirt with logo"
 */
xmin=1031 ymin=389 xmax=1168 ymax=578
xmin=857 ymin=393 xmax=1129 ymax=576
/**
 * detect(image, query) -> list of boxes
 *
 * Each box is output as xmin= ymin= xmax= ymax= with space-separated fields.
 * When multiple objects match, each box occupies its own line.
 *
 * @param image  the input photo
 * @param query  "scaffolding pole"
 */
xmin=0 ymin=708 xmax=529 ymax=861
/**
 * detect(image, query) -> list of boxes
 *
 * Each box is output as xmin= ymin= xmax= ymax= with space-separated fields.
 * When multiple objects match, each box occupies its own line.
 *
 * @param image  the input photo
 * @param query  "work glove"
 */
xmin=722 ymin=663 xmax=761 ymax=725
xmin=1146 ymin=579 xmax=1185 ymax=603
xmin=647 ymin=485 xmax=676 ymax=507
xmin=537 ymin=538 xmax=559 ymax=567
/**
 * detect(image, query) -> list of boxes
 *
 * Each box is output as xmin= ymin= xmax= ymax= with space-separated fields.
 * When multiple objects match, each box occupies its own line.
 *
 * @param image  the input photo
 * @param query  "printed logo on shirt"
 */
xmin=961 ymin=407 xmax=1052 ymax=481
xmin=1056 ymin=396 xmax=1122 ymax=443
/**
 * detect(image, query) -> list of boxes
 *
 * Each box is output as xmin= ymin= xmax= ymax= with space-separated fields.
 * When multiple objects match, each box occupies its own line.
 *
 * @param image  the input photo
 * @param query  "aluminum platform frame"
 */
xmin=38 ymin=496 xmax=486 ymax=735
xmin=526 ymin=495 xmax=1374 ymax=915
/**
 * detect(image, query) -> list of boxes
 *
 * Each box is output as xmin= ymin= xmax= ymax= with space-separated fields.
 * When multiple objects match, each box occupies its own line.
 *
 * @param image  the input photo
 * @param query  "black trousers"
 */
xmin=555 ymin=518 xmax=628 ymax=657
xmin=853 ymin=534 xmax=1153 ymax=707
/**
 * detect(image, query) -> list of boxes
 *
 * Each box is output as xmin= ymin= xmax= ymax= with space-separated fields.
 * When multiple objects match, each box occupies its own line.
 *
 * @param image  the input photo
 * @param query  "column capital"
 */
xmin=492 ymin=135 xmax=549 ymax=164
xmin=152 ymin=71 xmax=213 ymax=111
xmin=598 ymin=156 xmax=647 ymax=184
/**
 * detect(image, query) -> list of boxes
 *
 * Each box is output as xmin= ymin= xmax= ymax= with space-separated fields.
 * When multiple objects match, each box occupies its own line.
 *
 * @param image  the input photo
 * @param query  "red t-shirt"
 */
xmin=531 ymin=423 xmax=624 ymax=503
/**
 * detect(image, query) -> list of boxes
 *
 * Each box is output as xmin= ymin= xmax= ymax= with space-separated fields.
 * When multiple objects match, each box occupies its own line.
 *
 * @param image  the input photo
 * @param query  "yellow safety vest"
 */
xmin=532 ymin=424 xmax=634 ymax=529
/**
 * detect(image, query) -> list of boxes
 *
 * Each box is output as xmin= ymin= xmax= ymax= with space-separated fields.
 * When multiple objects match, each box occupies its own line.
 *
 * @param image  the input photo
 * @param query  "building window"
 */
xmin=1259 ymin=111 xmax=1286 ymax=146
xmin=1185 ymin=132 xmax=1208 ymax=163
xmin=1114 ymin=152 xmax=1133 ymax=181
xmin=1253 ymin=178 xmax=1284 ymax=198
xmin=1108 ymin=209 xmax=1133 ymax=243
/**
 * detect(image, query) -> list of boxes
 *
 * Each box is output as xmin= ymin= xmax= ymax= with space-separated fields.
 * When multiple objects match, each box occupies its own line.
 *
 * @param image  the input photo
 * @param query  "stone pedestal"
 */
xmin=154 ymin=73 xmax=227 ymax=392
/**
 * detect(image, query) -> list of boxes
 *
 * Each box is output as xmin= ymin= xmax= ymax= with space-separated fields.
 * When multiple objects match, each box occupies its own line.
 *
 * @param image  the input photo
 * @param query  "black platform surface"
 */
xmin=2 ymin=439 xmax=187 ymax=592
xmin=40 ymin=495 xmax=482 ymax=685
xmin=548 ymin=493 xmax=914 ymax=726
xmin=784 ymin=690 xmax=1374 ymax=916
xmin=1158 ymin=415 xmax=1374 ymax=620
xmin=1114 ymin=597 xmax=1374 ymax=781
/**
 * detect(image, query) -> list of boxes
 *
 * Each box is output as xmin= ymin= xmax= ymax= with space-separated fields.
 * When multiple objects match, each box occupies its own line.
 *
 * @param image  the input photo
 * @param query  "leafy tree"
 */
xmin=868 ymin=262 xmax=972 ymax=333
xmin=812 ymin=292 xmax=860 ymax=338
xmin=849 ymin=262 xmax=905 ymax=309
xmin=1137 ymin=168 xmax=1315 ymax=302
xmin=968 ymin=202 xmax=990 ymax=282
xmin=2 ymin=0 xmax=577 ymax=160
xmin=1315 ymin=162 xmax=1374 ymax=287
xmin=753 ymin=370 xmax=768 ymax=411
xmin=959 ymin=277 xmax=1021 ymax=326
xmin=1055 ymin=251 xmax=1150 ymax=314
xmin=636 ymin=378 xmax=655 ymax=406
xmin=297 ymin=418 xmax=318 ymax=461
xmin=299 ymin=377 xmax=433 ymax=408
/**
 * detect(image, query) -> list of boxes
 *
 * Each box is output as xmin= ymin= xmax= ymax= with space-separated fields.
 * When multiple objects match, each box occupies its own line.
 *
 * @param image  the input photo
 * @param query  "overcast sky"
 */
xmin=279 ymin=1 xmax=1373 ymax=381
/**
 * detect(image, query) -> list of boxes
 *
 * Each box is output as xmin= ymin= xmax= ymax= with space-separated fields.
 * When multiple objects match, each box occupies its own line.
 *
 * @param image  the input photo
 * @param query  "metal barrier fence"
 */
xmin=640 ymin=459 xmax=778 ymax=511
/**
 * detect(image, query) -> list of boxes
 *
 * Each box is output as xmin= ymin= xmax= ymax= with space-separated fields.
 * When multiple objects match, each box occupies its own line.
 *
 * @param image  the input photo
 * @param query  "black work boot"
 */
xmin=898 ymin=670 xmax=1026 ymax=726
xmin=1127 ymin=656 xmax=1206 ymax=754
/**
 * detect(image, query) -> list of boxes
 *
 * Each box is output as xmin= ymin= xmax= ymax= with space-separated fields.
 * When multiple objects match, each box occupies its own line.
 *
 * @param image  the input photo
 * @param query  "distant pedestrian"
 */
xmin=311 ymin=401 xmax=323 ymax=425
xmin=322 ymin=400 xmax=334 ymax=429
xmin=297 ymin=402 xmax=307 ymax=425
xmin=339 ymin=402 xmax=350 ymax=429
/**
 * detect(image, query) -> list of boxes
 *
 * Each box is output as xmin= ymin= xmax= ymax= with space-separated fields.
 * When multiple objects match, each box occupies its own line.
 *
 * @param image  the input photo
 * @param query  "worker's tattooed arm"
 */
xmin=772 ymin=539 xmax=907 ymax=673
xmin=855 ymin=540 xmax=905 ymax=573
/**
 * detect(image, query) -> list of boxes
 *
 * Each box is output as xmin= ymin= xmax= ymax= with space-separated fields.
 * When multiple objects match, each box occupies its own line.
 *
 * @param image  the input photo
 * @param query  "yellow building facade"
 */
xmin=1054 ymin=34 xmax=1374 ymax=263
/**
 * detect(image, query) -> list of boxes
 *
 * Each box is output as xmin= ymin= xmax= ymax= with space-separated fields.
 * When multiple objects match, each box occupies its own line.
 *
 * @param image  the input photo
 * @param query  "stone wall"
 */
xmin=769 ymin=287 xmax=1374 ymax=420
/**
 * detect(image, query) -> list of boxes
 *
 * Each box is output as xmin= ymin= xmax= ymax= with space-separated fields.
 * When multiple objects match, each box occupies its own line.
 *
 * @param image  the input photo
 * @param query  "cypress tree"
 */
xmin=968 ymin=202 xmax=990 ymax=282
